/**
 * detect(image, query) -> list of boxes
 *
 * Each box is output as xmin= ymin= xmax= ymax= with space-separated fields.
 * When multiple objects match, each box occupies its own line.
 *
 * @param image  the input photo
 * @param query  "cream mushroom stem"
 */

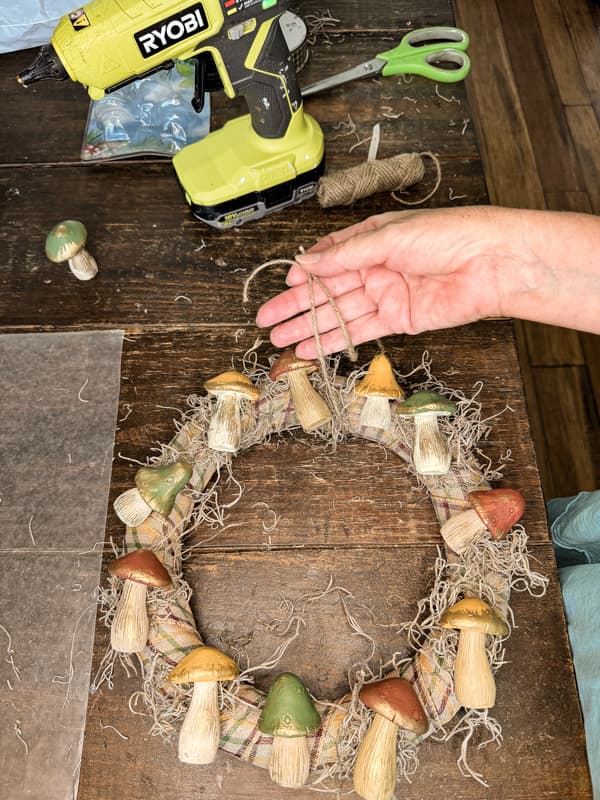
xmin=287 ymin=369 xmax=331 ymax=432
xmin=454 ymin=628 xmax=496 ymax=709
xmin=68 ymin=248 xmax=98 ymax=281
xmin=111 ymin=580 xmax=149 ymax=653
xmin=441 ymin=508 xmax=487 ymax=554
xmin=353 ymin=713 xmax=398 ymax=800
xmin=178 ymin=680 xmax=220 ymax=764
xmin=412 ymin=411 xmax=451 ymax=475
xmin=270 ymin=735 xmax=311 ymax=789
xmin=360 ymin=396 xmax=392 ymax=430
xmin=207 ymin=392 xmax=243 ymax=453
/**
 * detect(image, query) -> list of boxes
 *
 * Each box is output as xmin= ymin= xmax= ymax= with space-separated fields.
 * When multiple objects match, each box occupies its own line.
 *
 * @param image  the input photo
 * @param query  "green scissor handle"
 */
xmin=376 ymin=26 xmax=471 ymax=83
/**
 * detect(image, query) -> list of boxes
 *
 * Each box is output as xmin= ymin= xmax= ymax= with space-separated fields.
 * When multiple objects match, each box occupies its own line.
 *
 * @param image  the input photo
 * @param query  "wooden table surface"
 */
xmin=0 ymin=0 xmax=592 ymax=798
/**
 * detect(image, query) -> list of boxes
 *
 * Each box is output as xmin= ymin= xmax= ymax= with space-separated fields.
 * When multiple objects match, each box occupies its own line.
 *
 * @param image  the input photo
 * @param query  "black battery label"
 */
xmin=135 ymin=3 xmax=208 ymax=58
xmin=69 ymin=9 xmax=91 ymax=29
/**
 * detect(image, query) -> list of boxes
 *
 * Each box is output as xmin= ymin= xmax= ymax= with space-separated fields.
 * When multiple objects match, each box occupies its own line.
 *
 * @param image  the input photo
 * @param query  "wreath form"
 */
xmin=96 ymin=350 xmax=548 ymax=794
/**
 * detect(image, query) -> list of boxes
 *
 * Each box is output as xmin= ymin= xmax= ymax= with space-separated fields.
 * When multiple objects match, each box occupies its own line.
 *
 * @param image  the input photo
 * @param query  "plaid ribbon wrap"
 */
xmin=121 ymin=383 xmax=501 ymax=769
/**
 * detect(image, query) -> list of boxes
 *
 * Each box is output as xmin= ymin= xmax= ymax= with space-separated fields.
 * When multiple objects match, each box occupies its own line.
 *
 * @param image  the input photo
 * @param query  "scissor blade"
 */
xmin=301 ymin=58 xmax=385 ymax=97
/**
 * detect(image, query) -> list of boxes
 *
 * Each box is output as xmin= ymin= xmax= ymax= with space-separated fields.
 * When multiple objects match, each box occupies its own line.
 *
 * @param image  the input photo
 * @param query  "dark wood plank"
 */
xmin=107 ymin=325 xmax=549 ymax=551
xmin=521 ymin=322 xmax=584 ymax=367
xmin=559 ymin=0 xmax=600 ymax=115
xmin=452 ymin=0 xmax=546 ymax=208
xmin=533 ymin=0 xmax=590 ymax=106
xmin=532 ymin=365 xmax=600 ymax=496
xmin=512 ymin=320 xmax=554 ymax=498
xmin=545 ymin=190 xmax=593 ymax=214
xmin=77 ymin=545 xmax=590 ymax=800
xmin=0 ymin=160 xmax=486 ymax=330
xmin=565 ymin=104 xmax=600 ymax=214
xmin=496 ymin=0 xmax=585 ymax=193
xmin=580 ymin=333 xmax=600 ymax=419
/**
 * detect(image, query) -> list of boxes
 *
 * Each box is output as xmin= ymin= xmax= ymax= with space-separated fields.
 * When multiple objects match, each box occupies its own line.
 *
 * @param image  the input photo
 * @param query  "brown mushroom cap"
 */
xmin=168 ymin=645 xmax=239 ymax=684
xmin=355 ymin=353 xmax=405 ymax=400
xmin=359 ymin=677 xmax=428 ymax=735
xmin=468 ymin=488 xmax=525 ymax=540
xmin=108 ymin=549 xmax=172 ymax=588
xmin=269 ymin=349 xmax=318 ymax=381
xmin=204 ymin=370 xmax=259 ymax=400
xmin=439 ymin=597 xmax=508 ymax=636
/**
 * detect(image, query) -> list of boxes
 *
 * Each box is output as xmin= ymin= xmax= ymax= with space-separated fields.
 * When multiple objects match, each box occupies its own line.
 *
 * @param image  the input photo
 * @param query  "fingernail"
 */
xmin=295 ymin=252 xmax=321 ymax=265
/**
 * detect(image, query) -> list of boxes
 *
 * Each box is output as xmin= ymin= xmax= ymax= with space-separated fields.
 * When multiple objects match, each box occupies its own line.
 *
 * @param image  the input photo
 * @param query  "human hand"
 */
xmin=255 ymin=206 xmax=532 ymax=359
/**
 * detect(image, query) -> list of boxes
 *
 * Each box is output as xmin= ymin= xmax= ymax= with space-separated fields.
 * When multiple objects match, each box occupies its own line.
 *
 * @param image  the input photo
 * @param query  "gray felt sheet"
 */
xmin=0 ymin=330 xmax=123 ymax=800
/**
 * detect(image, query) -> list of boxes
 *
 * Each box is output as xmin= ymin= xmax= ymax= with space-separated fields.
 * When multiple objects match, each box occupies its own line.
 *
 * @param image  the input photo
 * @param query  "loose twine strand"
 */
xmin=317 ymin=151 xmax=441 ymax=208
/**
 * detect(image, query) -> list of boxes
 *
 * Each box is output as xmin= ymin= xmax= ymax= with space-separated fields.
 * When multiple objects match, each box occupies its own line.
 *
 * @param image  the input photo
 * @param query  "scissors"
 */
xmin=301 ymin=27 xmax=471 ymax=97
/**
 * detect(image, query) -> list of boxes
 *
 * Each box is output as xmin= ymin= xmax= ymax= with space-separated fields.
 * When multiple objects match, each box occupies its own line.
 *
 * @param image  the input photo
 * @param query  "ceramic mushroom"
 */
xmin=204 ymin=370 xmax=259 ymax=453
xmin=353 ymin=677 xmax=428 ymax=800
xmin=396 ymin=390 xmax=456 ymax=475
xmin=45 ymin=220 xmax=98 ymax=280
xmin=168 ymin=645 xmax=239 ymax=764
xmin=108 ymin=549 xmax=172 ymax=653
xmin=269 ymin=349 xmax=332 ymax=432
xmin=354 ymin=353 xmax=405 ymax=430
xmin=258 ymin=672 xmax=321 ymax=788
xmin=113 ymin=461 xmax=192 ymax=527
xmin=441 ymin=488 xmax=526 ymax=554
xmin=439 ymin=597 xmax=508 ymax=709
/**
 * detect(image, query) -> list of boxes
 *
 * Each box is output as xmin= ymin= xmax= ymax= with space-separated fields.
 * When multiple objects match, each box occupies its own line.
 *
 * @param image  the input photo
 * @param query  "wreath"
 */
xmin=95 ymin=347 xmax=547 ymax=800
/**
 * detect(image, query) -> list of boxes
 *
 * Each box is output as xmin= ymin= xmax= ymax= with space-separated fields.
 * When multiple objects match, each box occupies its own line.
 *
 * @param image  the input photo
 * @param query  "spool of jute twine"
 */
xmin=317 ymin=151 xmax=441 ymax=208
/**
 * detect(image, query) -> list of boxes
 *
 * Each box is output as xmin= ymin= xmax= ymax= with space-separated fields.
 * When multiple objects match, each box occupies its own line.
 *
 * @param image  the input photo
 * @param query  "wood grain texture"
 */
xmin=532 ymin=365 xmax=600 ymax=496
xmin=559 ymin=0 xmax=600 ymax=113
xmin=453 ymin=1 xmax=546 ymax=208
xmin=565 ymin=104 xmax=600 ymax=214
xmin=496 ymin=0 xmax=585 ymax=193
xmin=0 ymin=160 xmax=486 ymax=330
xmin=580 ymin=333 xmax=600 ymax=421
xmin=77 ymin=546 xmax=589 ymax=800
xmin=521 ymin=322 xmax=584 ymax=367
xmin=533 ymin=0 xmax=591 ymax=106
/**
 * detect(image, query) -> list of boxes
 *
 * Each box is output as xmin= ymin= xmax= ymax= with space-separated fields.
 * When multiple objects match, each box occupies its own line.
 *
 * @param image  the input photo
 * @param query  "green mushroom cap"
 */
xmin=45 ymin=220 xmax=88 ymax=263
xmin=396 ymin=390 xmax=456 ymax=416
xmin=135 ymin=461 xmax=193 ymax=517
xmin=258 ymin=672 xmax=321 ymax=738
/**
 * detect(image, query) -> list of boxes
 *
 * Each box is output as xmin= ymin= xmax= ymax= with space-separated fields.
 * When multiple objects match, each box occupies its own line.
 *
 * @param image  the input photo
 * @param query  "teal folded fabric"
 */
xmin=548 ymin=492 xmax=600 ymax=567
xmin=559 ymin=564 xmax=600 ymax=798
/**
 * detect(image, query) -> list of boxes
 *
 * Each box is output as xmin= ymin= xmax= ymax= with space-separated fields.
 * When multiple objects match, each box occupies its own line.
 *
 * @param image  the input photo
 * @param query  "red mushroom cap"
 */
xmin=468 ymin=488 xmax=525 ymax=540
xmin=269 ymin=349 xmax=318 ymax=381
xmin=359 ymin=677 xmax=428 ymax=735
xmin=108 ymin=549 xmax=172 ymax=588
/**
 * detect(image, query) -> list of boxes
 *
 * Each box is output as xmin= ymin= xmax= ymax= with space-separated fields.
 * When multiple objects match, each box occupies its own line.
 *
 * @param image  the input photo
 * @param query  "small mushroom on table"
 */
xmin=354 ymin=353 xmax=404 ymax=430
xmin=113 ymin=460 xmax=193 ymax=527
xmin=269 ymin=349 xmax=332 ymax=432
xmin=439 ymin=597 xmax=509 ymax=709
xmin=258 ymin=672 xmax=322 ymax=788
xmin=108 ymin=549 xmax=172 ymax=653
xmin=396 ymin=390 xmax=456 ymax=475
xmin=353 ymin=677 xmax=428 ymax=800
xmin=45 ymin=220 xmax=98 ymax=280
xmin=204 ymin=370 xmax=259 ymax=453
xmin=441 ymin=488 xmax=526 ymax=553
xmin=168 ymin=645 xmax=240 ymax=764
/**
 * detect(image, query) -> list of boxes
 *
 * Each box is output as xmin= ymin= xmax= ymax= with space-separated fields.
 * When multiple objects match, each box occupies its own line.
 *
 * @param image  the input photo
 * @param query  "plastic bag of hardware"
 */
xmin=80 ymin=61 xmax=210 ymax=162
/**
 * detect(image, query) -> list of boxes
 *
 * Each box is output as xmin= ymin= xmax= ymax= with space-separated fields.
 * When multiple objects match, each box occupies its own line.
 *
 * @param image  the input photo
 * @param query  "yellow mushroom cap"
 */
xmin=355 ymin=353 xmax=404 ymax=400
xmin=168 ymin=645 xmax=240 ymax=684
xmin=439 ymin=597 xmax=508 ymax=636
xmin=204 ymin=370 xmax=259 ymax=401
